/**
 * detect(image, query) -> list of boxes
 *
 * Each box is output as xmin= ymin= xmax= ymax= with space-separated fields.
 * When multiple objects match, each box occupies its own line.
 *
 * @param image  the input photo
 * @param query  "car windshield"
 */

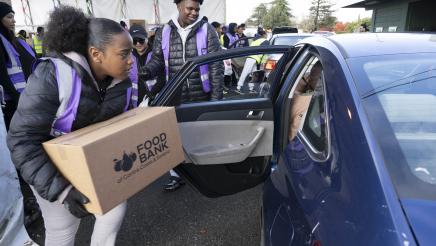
xmin=272 ymin=36 xmax=311 ymax=45
xmin=349 ymin=53 xmax=436 ymax=200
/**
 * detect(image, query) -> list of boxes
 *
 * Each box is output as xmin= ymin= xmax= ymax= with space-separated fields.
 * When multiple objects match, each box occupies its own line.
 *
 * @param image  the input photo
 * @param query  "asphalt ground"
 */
xmin=28 ymin=174 xmax=262 ymax=246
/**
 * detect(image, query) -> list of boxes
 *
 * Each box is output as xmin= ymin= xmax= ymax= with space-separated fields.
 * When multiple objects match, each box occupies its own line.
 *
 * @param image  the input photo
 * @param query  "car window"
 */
xmin=288 ymin=56 xmax=328 ymax=160
xmin=353 ymin=53 xmax=436 ymax=200
xmin=179 ymin=52 xmax=285 ymax=104
xmin=273 ymin=36 xmax=311 ymax=46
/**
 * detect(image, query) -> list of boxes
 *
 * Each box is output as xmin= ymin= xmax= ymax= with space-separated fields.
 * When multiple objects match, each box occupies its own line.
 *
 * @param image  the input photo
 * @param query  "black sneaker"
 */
xmin=163 ymin=176 xmax=185 ymax=191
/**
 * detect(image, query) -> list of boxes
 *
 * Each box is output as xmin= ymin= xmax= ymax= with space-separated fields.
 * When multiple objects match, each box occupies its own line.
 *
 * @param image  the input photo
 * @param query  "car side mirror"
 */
xmin=250 ymin=70 xmax=266 ymax=83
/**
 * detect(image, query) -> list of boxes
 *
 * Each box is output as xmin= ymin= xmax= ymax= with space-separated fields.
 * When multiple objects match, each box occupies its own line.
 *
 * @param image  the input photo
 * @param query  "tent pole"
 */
xmin=86 ymin=0 xmax=94 ymax=15
xmin=224 ymin=0 xmax=226 ymax=24
xmin=21 ymin=0 xmax=34 ymax=30
xmin=154 ymin=0 xmax=161 ymax=24
xmin=120 ymin=0 xmax=127 ymax=19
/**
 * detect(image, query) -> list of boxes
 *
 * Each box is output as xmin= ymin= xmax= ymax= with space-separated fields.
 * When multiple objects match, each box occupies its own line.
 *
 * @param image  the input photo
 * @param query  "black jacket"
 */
xmin=132 ymin=49 xmax=165 ymax=102
xmin=7 ymin=54 xmax=131 ymax=201
xmin=0 ymin=37 xmax=36 ymax=128
xmin=140 ymin=18 xmax=223 ymax=103
xmin=223 ymin=23 xmax=238 ymax=49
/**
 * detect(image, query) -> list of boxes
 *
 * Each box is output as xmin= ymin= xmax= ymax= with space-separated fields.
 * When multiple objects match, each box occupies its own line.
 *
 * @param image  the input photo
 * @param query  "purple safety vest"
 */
xmin=0 ymin=33 xmax=35 ymax=95
xmin=162 ymin=22 xmax=210 ymax=93
xmin=129 ymin=52 xmax=153 ymax=108
xmin=34 ymin=58 xmax=131 ymax=137
xmin=129 ymin=55 xmax=139 ymax=107
xmin=226 ymin=32 xmax=239 ymax=49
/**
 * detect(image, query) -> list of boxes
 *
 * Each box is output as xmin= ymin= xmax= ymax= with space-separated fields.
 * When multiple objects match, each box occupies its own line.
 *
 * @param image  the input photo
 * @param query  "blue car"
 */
xmin=151 ymin=33 xmax=436 ymax=246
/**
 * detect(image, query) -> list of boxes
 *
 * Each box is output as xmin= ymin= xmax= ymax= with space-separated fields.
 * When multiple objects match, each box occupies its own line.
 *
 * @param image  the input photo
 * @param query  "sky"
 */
xmin=12 ymin=0 xmax=372 ymax=28
xmin=226 ymin=0 xmax=373 ymax=24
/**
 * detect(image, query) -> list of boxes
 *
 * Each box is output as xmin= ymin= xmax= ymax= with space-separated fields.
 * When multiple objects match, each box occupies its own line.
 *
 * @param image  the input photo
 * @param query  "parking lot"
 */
xmin=29 ymin=175 xmax=262 ymax=246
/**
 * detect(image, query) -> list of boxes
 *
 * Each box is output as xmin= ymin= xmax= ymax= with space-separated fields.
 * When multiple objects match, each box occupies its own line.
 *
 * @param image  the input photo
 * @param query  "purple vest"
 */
xmin=162 ymin=22 xmax=211 ymax=93
xmin=129 ymin=55 xmax=139 ymax=107
xmin=34 ymin=58 xmax=131 ymax=137
xmin=129 ymin=52 xmax=153 ymax=108
xmin=226 ymin=33 xmax=239 ymax=49
xmin=0 ymin=33 xmax=35 ymax=95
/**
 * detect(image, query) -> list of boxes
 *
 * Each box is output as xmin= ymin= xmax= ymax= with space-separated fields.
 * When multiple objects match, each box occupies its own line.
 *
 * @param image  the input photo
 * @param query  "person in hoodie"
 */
xmin=223 ymin=22 xmax=238 ymax=49
xmin=236 ymin=23 xmax=249 ymax=47
xmin=139 ymin=0 xmax=223 ymax=190
xmin=7 ymin=6 xmax=133 ymax=246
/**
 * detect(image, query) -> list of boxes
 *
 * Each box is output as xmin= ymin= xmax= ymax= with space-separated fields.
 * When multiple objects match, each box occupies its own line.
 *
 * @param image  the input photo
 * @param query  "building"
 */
xmin=345 ymin=0 xmax=436 ymax=32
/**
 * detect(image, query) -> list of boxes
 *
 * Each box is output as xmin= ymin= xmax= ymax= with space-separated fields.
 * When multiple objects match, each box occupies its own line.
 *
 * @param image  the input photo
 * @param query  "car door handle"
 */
xmin=246 ymin=110 xmax=264 ymax=120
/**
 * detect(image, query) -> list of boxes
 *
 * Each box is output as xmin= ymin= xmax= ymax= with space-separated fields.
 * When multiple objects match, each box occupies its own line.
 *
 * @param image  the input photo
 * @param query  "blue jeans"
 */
xmin=0 ymin=107 xmax=32 ymax=245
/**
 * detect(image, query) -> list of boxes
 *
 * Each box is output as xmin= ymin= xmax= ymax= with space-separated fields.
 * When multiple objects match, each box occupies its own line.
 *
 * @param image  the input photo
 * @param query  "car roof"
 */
xmin=271 ymin=33 xmax=314 ymax=38
xmin=323 ymin=33 xmax=436 ymax=58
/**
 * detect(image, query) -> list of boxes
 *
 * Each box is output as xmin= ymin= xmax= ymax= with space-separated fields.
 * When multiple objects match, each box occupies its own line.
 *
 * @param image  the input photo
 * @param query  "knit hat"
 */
xmin=0 ymin=2 xmax=14 ymax=20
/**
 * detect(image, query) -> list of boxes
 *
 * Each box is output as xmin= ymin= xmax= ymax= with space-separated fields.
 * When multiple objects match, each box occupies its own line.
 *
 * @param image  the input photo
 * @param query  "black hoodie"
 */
xmin=223 ymin=23 xmax=238 ymax=49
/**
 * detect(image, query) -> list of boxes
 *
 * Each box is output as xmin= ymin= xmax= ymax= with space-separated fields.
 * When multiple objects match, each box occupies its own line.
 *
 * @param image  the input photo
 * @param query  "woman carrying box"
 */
xmin=7 ymin=6 xmax=134 ymax=246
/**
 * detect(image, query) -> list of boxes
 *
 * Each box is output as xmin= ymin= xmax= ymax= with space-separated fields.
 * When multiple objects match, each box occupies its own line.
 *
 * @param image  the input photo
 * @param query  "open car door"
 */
xmin=151 ymin=46 xmax=295 ymax=197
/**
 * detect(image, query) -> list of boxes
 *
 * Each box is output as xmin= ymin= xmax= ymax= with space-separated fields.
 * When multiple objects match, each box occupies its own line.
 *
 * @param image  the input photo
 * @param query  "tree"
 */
xmin=334 ymin=22 xmax=346 ymax=33
xmin=298 ymin=17 xmax=314 ymax=32
xmin=246 ymin=3 xmax=268 ymax=27
xmin=263 ymin=0 xmax=293 ymax=29
xmin=345 ymin=17 xmax=372 ymax=33
xmin=309 ymin=0 xmax=336 ymax=31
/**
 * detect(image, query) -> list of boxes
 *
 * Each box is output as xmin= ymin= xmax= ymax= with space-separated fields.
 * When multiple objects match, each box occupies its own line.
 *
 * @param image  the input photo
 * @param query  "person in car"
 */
xmin=288 ymin=61 xmax=322 ymax=141
xmin=138 ymin=0 xmax=223 ymax=190
xmin=7 ymin=6 xmax=133 ymax=246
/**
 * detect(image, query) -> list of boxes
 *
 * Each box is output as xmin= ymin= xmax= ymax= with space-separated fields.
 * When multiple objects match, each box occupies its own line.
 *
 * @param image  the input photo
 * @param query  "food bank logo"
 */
xmin=115 ymin=133 xmax=170 ymax=183
xmin=113 ymin=152 xmax=137 ymax=172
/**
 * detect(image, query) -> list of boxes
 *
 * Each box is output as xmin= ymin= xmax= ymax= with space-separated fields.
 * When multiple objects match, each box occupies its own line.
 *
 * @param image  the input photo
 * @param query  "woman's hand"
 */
xmin=63 ymin=188 xmax=91 ymax=218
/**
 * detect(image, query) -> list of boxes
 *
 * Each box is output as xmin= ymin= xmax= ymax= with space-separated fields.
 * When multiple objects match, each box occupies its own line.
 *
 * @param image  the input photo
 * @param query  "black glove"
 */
xmin=63 ymin=188 xmax=91 ymax=218
xmin=138 ymin=67 xmax=151 ymax=81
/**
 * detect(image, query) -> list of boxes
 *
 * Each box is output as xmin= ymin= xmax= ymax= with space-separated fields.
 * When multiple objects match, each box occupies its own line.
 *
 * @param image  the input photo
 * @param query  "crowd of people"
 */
xmin=0 ymin=0 xmax=271 ymax=245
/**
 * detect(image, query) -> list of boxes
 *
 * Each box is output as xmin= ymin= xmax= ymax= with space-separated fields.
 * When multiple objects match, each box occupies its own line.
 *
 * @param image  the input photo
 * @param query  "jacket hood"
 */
xmin=169 ymin=14 xmax=205 ymax=32
xmin=228 ymin=23 xmax=237 ymax=35
xmin=63 ymin=52 xmax=122 ymax=90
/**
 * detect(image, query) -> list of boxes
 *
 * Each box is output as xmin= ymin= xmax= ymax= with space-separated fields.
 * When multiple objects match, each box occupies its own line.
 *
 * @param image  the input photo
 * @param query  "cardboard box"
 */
xmin=43 ymin=107 xmax=184 ymax=214
xmin=129 ymin=19 xmax=146 ymax=28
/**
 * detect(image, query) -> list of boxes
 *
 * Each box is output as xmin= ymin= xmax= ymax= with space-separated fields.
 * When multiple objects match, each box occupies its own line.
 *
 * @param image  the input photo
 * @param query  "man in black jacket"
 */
xmin=140 ymin=0 xmax=223 ymax=190
xmin=140 ymin=0 xmax=223 ymax=104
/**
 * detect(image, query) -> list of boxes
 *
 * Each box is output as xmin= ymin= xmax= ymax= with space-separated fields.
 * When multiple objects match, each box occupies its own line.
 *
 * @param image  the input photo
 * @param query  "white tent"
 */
xmin=12 ymin=0 xmax=226 ymax=31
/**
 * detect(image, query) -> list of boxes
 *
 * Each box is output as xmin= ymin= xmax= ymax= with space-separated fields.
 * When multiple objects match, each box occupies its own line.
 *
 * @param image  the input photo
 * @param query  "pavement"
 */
xmin=28 ymin=174 xmax=262 ymax=246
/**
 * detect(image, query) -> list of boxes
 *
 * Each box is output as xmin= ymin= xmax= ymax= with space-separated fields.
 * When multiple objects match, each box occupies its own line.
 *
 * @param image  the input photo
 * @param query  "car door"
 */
xmin=151 ymin=45 xmax=296 ymax=197
xmin=264 ymin=47 xmax=332 ymax=245
xmin=268 ymin=42 xmax=407 ymax=245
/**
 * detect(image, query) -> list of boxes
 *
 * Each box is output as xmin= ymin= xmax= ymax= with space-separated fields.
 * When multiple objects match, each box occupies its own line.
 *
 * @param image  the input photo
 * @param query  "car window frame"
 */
xmin=151 ymin=46 xmax=294 ymax=107
xmin=292 ymin=53 xmax=331 ymax=162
